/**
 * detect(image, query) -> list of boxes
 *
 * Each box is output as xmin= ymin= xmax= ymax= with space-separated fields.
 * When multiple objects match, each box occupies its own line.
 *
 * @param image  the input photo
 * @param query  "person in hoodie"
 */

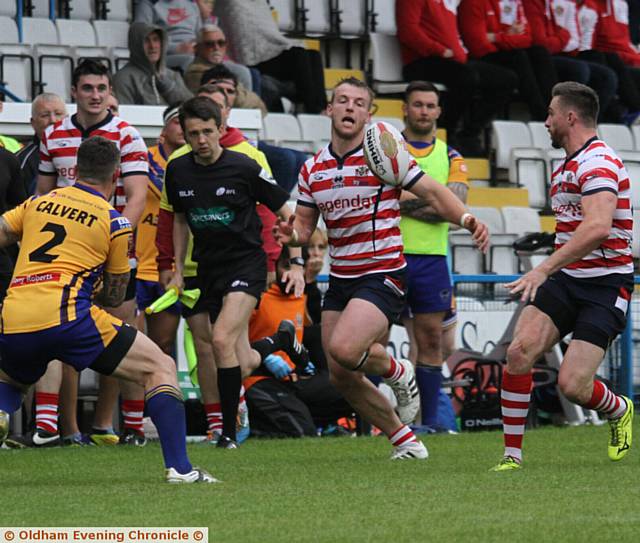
xmin=113 ymin=22 xmax=193 ymax=106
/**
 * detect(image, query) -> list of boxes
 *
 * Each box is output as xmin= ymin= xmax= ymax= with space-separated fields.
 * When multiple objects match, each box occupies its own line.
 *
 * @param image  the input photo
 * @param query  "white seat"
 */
xmin=30 ymin=0 xmax=52 ymax=18
xmin=93 ymin=20 xmax=130 ymax=47
xmin=0 ymin=2 xmax=16 ymax=17
xmin=510 ymin=147 xmax=549 ymax=209
xmin=297 ymin=114 xmax=331 ymax=152
xmin=337 ymin=0 xmax=366 ymax=36
xmin=545 ymin=148 xmax=566 ymax=175
xmin=617 ymin=151 xmax=640 ymax=209
xmin=598 ymin=123 xmax=635 ymax=152
xmin=0 ymin=44 xmax=34 ymax=101
xmin=368 ymin=33 xmax=407 ymax=95
xmin=631 ymin=125 xmax=640 ymax=150
xmin=262 ymin=113 xmax=315 ymax=152
xmin=34 ymin=45 xmax=74 ymax=102
xmin=104 ymin=0 xmax=132 ymax=22
xmin=492 ymin=120 xmax=532 ymax=170
xmin=269 ymin=0 xmax=296 ymax=32
xmin=465 ymin=206 xmax=518 ymax=274
xmin=0 ymin=16 xmax=19 ymax=43
xmin=370 ymin=0 xmax=396 ymax=34
xmin=449 ymin=231 xmax=484 ymax=275
xmin=469 ymin=206 xmax=504 ymax=233
xmin=69 ymin=0 xmax=94 ymax=20
xmin=56 ymin=19 xmax=97 ymax=46
xmin=528 ymin=121 xmax=552 ymax=150
xmin=303 ymin=0 xmax=331 ymax=36
xmin=501 ymin=206 xmax=541 ymax=236
xmin=371 ymin=116 xmax=404 ymax=132
xmin=22 ymin=17 xmax=59 ymax=45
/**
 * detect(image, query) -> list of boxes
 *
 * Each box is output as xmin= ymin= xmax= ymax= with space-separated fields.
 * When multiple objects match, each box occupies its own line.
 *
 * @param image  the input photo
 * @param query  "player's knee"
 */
xmin=148 ymin=354 xmax=177 ymax=385
xmin=327 ymin=340 xmax=360 ymax=370
xmin=557 ymin=372 xmax=589 ymax=404
xmin=506 ymin=339 xmax=533 ymax=373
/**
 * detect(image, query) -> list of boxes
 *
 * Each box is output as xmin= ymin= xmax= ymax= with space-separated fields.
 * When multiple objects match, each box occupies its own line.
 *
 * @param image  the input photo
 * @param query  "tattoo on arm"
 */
xmin=0 ymin=218 xmax=20 ymax=246
xmin=449 ymin=182 xmax=469 ymax=204
xmin=399 ymin=198 xmax=441 ymax=223
xmin=97 ymin=271 xmax=130 ymax=308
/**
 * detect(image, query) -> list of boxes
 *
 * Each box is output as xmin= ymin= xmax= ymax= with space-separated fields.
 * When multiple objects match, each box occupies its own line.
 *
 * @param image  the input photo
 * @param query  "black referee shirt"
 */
xmin=165 ymin=149 xmax=290 ymax=266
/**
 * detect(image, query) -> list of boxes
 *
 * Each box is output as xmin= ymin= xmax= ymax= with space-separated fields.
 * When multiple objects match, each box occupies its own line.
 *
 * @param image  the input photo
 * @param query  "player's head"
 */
xmin=161 ymin=102 xmax=185 ymax=149
xmin=30 ymin=93 xmax=66 ymax=140
xmin=546 ymin=82 xmax=599 ymax=148
xmin=179 ymin=96 xmax=223 ymax=163
xmin=200 ymin=64 xmax=238 ymax=107
xmin=196 ymin=24 xmax=227 ymax=65
xmin=328 ymin=78 xmax=374 ymax=141
xmin=403 ymin=80 xmax=441 ymax=138
xmin=72 ymin=60 xmax=112 ymax=118
xmin=106 ymin=93 xmax=119 ymax=116
xmin=77 ymin=136 xmax=121 ymax=191
xmin=197 ymin=83 xmax=231 ymax=127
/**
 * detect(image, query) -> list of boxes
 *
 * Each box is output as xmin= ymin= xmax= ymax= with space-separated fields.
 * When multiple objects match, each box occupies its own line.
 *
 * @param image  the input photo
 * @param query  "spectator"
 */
xmin=134 ymin=0 xmax=210 ymax=72
xmin=396 ymin=0 xmax=517 ymax=156
xmin=113 ymin=22 xmax=193 ymax=105
xmin=200 ymin=64 xmax=267 ymax=115
xmin=459 ymin=0 xmax=558 ymax=121
xmin=523 ymin=0 xmax=618 ymax=121
xmin=594 ymin=0 xmax=640 ymax=67
xmin=215 ymin=0 xmax=327 ymax=113
xmin=16 ymin=93 xmax=66 ymax=196
xmin=184 ymin=24 xmax=253 ymax=93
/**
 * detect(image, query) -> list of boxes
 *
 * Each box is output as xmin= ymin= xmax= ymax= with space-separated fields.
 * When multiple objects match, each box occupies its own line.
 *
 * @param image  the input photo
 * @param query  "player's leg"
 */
xmin=30 ymin=360 xmax=62 ymax=446
xmin=322 ymin=305 xmax=426 ymax=459
xmin=211 ymin=291 xmax=259 ymax=446
xmin=145 ymin=310 xmax=180 ymax=357
xmin=491 ymin=305 xmax=559 ymax=471
xmin=0 ymin=369 xmax=29 ymax=445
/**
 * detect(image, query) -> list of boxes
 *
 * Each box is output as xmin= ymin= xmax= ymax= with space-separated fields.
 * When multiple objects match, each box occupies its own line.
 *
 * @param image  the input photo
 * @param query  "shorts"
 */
xmin=124 ymin=267 xmax=137 ymax=302
xmin=0 ymin=306 xmax=137 ymax=385
xmin=405 ymin=254 xmax=452 ymax=314
xmin=443 ymin=296 xmax=457 ymax=328
xmin=197 ymin=252 xmax=267 ymax=322
xmin=532 ymin=271 xmax=634 ymax=350
xmin=323 ymin=268 xmax=407 ymax=325
xmin=136 ymin=279 xmax=182 ymax=315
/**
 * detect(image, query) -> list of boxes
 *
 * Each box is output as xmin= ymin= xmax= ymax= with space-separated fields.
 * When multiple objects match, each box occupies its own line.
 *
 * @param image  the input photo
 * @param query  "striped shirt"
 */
xmin=297 ymin=144 xmax=423 ymax=278
xmin=550 ymin=137 xmax=633 ymax=278
xmin=38 ymin=112 xmax=148 ymax=213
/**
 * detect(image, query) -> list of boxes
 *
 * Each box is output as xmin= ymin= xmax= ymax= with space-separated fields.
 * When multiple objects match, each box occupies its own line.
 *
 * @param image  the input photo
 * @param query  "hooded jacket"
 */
xmin=113 ymin=22 xmax=193 ymax=105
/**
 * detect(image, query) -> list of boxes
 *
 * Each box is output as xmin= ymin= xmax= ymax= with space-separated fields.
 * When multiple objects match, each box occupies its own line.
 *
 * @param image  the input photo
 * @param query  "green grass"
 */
xmin=2 ymin=423 xmax=640 ymax=542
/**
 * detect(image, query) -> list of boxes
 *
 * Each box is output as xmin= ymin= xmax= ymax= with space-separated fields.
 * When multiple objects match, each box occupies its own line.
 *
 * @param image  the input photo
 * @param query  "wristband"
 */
xmin=289 ymin=256 xmax=305 ymax=267
xmin=460 ymin=212 xmax=472 ymax=229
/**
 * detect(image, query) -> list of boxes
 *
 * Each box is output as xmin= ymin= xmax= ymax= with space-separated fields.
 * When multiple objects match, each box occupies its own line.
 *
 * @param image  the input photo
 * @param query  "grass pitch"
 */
xmin=2 ymin=422 xmax=640 ymax=542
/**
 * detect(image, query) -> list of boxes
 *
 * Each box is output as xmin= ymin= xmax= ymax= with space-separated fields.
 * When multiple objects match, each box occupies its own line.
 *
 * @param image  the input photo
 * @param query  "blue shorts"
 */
xmin=136 ymin=279 xmax=182 ymax=315
xmin=0 ymin=306 xmax=137 ymax=385
xmin=323 ymin=269 xmax=407 ymax=325
xmin=405 ymin=254 xmax=452 ymax=314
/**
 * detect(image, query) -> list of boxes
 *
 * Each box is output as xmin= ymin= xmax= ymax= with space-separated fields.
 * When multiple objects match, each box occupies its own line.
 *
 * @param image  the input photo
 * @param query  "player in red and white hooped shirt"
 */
xmin=35 ymin=60 xmax=149 ymax=446
xmin=492 ymin=82 xmax=634 ymax=472
xmin=274 ymin=78 xmax=488 ymax=460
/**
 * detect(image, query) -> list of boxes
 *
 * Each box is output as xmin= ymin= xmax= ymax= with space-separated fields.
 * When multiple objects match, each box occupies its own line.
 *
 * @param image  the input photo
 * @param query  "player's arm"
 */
xmin=35 ymin=173 xmax=56 ymax=196
xmin=273 ymin=204 xmax=320 ymax=247
xmin=99 ymin=215 xmax=133 ymax=307
xmin=121 ymin=174 xmax=148 ymax=226
xmin=400 ymin=181 xmax=468 ymax=223
xmin=408 ymin=173 xmax=488 ymax=252
xmin=96 ymin=271 xmax=131 ymax=308
xmin=272 ymin=202 xmax=307 ymax=297
xmin=169 ymin=211 xmax=189 ymax=291
xmin=508 ymin=190 xmax=617 ymax=302
xmin=0 ymin=217 xmax=21 ymax=247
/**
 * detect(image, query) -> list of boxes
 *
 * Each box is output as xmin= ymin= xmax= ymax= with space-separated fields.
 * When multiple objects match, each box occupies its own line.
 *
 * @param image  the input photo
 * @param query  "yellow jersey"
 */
xmin=1 ymin=183 xmax=132 ymax=333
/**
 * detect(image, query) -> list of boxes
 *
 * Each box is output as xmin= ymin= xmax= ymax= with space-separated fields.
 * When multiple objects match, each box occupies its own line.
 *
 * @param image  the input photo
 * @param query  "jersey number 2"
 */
xmin=29 ymin=222 xmax=67 ymax=263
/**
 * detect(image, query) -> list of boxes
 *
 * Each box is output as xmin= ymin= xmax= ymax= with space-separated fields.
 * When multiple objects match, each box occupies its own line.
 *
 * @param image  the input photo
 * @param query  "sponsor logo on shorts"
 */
xmin=231 ymin=280 xmax=249 ymax=288
xmin=11 ymin=272 xmax=61 ymax=288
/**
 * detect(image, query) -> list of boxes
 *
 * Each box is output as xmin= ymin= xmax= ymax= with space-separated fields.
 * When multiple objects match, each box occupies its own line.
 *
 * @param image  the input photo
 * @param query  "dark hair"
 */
xmin=72 ymin=59 xmax=111 ymax=87
xmin=404 ymin=80 xmax=440 ymax=102
xmin=179 ymin=96 xmax=223 ymax=132
xmin=77 ymin=136 xmax=120 ymax=184
xmin=200 ymin=64 xmax=238 ymax=87
xmin=196 ymin=83 xmax=229 ymax=107
xmin=330 ymin=77 xmax=375 ymax=108
xmin=552 ymin=81 xmax=599 ymax=126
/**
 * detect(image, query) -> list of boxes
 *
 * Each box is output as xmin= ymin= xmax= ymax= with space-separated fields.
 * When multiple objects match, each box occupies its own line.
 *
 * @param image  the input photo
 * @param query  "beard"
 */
xmin=407 ymin=119 xmax=434 ymax=137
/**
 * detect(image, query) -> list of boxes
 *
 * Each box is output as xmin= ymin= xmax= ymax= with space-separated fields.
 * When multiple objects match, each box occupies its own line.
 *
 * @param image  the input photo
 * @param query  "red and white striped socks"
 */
xmin=388 ymin=425 xmax=418 ymax=447
xmin=383 ymin=356 xmax=405 ymax=382
xmin=35 ymin=392 xmax=59 ymax=435
xmin=122 ymin=400 xmax=145 ymax=434
xmin=205 ymin=402 xmax=223 ymax=436
xmin=500 ymin=371 xmax=532 ymax=464
xmin=583 ymin=379 xmax=627 ymax=419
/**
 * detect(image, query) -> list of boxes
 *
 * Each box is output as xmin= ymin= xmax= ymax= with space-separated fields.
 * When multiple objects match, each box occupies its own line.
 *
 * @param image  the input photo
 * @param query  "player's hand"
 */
xmin=506 ymin=268 xmax=548 ymax=302
xmin=282 ymin=265 xmax=305 ymax=298
xmin=463 ymin=215 xmax=490 ymax=254
xmin=167 ymin=270 xmax=184 ymax=293
xmin=159 ymin=269 xmax=174 ymax=289
xmin=264 ymin=354 xmax=294 ymax=379
xmin=273 ymin=214 xmax=297 ymax=245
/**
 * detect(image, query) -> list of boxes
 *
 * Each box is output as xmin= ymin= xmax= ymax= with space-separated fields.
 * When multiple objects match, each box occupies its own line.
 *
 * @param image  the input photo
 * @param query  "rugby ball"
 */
xmin=364 ymin=121 xmax=412 ymax=187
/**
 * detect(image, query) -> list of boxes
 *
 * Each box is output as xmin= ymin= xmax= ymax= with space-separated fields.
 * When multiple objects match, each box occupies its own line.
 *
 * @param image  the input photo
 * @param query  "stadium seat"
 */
xmin=501 ymin=206 xmax=541 ymax=236
xmin=509 ymin=148 xmax=549 ymax=209
xmin=34 ymin=44 xmax=74 ymax=101
xmin=450 ymin=230 xmax=484 ymax=275
xmin=302 ymin=0 xmax=331 ymax=36
xmin=297 ymin=114 xmax=331 ymax=152
xmin=368 ymin=33 xmax=407 ymax=95
xmin=270 ymin=0 xmax=297 ymax=32
xmin=492 ymin=120 xmax=532 ymax=170
xmin=528 ymin=121 xmax=552 ymax=149
xmin=336 ymin=0 xmax=366 ymax=37
xmin=632 ymin=211 xmax=640 ymax=258
xmin=262 ymin=113 xmax=315 ymax=152
xmin=29 ymin=0 xmax=52 ymax=18
xmin=371 ymin=116 xmax=404 ymax=132
xmin=93 ymin=20 xmax=129 ymax=48
xmin=631 ymin=125 xmax=640 ymax=150
xmin=468 ymin=206 xmax=518 ymax=274
xmin=370 ymin=0 xmax=397 ymax=34
xmin=324 ymin=68 xmax=365 ymax=89
xmin=598 ymin=123 xmax=635 ymax=151
xmin=373 ymin=98 xmax=403 ymax=118
xmin=22 ymin=17 xmax=58 ymax=45
xmin=104 ymin=0 xmax=133 ymax=22
xmin=68 ymin=0 xmax=94 ymax=20
xmin=0 ymin=2 xmax=16 ymax=17
xmin=55 ymin=19 xmax=97 ymax=47
xmin=0 ymin=42 xmax=34 ymax=101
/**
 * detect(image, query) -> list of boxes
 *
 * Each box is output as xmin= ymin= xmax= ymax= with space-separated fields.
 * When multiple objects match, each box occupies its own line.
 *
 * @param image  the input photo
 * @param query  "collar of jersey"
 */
xmin=563 ymin=135 xmax=598 ymax=166
xmin=71 ymin=111 xmax=114 ymax=136
xmin=73 ymin=182 xmax=107 ymax=200
xmin=328 ymin=142 xmax=362 ymax=165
